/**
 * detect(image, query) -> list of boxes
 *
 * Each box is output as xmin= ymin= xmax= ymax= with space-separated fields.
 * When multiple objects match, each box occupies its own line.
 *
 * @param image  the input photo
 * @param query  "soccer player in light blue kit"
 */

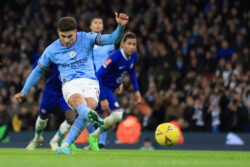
xmin=88 ymin=32 xmax=142 ymax=151
xmin=14 ymin=12 xmax=129 ymax=154
xmin=87 ymin=17 xmax=115 ymax=150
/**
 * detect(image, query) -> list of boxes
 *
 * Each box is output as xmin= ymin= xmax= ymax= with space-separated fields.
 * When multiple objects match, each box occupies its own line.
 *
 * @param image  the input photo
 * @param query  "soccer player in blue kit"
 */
xmin=15 ymin=12 xmax=129 ymax=154
xmin=88 ymin=32 xmax=142 ymax=151
xmin=26 ymin=61 xmax=76 ymax=151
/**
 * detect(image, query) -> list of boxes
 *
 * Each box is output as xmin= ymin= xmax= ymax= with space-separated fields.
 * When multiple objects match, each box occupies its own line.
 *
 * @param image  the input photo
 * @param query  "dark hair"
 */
xmin=120 ymin=32 xmax=137 ymax=48
xmin=122 ymin=32 xmax=137 ymax=43
xmin=58 ymin=17 xmax=77 ymax=32
xmin=90 ymin=17 xmax=103 ymax=24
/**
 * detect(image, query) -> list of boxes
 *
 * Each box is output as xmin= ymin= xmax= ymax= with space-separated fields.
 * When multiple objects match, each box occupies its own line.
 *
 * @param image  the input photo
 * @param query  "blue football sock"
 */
xmin=64 ymin=116 xmax=86 ymax=145
xmin=87 ymin=122 xmax=95 ymax=133
xmin=77 ymin=104 xmax=91 ymax=120
xmin=99 ymin=131 xmax=108 ymax=146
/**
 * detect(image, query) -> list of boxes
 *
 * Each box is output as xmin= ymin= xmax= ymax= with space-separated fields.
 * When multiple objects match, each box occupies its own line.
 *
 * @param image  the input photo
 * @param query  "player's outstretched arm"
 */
xmin=14 ymin=66 xmax=44 ymax=103
xmin=134 ymin=91 xmax=142 ymax=104
xmin=97 ymin=12 xmax=129 ymax=45
xmin=129 ymin=67 xmax=141 ymax=104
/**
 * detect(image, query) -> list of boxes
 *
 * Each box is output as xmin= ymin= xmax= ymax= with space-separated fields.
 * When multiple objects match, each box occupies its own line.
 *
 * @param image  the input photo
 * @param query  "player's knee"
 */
xmin=39 ymin=114 xmax=49 ymax=120
xmin=88 ymin=103 xmax=97 ymax=110
xmin=65 ymin=115 xmax=75 ymax=125
xmin=68 ymin=94 xmax=86 ymax=110
xmin=100 ymin=110 xmax=109 ymax=118
xmin=64 ymin=110 xmax=76 ymax=125
xmin=101 ymin=105 xmax=109 ymax=112
xmin=86 ymin=98 xmax=97 ymax=110
xmin=111 ymin=111 xmax=123 ymax=122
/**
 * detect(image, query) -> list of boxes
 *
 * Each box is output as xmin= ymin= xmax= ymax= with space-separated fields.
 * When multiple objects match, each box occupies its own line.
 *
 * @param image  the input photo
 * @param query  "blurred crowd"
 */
xmin=0 ymin=0 xmax=250 ymax=134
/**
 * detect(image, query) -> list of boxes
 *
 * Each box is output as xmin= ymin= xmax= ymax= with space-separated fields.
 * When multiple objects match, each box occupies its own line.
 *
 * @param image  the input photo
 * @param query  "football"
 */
xmin=155 ymin=123 xmax=180 ymax=147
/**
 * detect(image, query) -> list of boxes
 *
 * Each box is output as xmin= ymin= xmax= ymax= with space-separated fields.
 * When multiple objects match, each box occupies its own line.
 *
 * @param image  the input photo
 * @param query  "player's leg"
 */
xmin=91 ymin=109 xmax=122 ymax=138
xmin=56 ymin=79 xmax=102 ymax=154
xmin=26 ymin=114 xmax=48 ymax=150
xmin=89 ymin=89 xmax=122 ymax=150
xmin=50 ymin=97 xmax=75 ymax=150
xmin=26 ymin=93 xmax=51 ymax=150
xmin=98 ymin=110 xmax=109 ymax=149
xmin=85 ymin=101 xmax=104 ymax=151
xmin=50 ymin=111 xmax=75 ymax=150
xmin=57 ymin=98 xmax=99 ymax=154
xmin=64 ymin=78 xmax=103 ymax=127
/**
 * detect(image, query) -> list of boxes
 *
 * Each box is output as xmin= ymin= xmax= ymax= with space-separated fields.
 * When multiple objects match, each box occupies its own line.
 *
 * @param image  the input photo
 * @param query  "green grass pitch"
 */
xmin=0 ymin=148 xmax=249 ymax=167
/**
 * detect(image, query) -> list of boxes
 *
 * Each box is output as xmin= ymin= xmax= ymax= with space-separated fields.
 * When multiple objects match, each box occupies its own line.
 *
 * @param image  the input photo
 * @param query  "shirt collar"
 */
xmin=121 ymin=49 xmax=131 ymax=60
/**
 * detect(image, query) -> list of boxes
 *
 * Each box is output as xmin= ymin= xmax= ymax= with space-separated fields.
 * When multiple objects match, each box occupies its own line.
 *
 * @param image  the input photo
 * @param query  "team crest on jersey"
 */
xmin=103 ymin=58 xmax=112 ymax=68
xmin=130 ymin=63 xmax=134 ymax=69
xmin=69 ymin=50 xmax=76 ymax=58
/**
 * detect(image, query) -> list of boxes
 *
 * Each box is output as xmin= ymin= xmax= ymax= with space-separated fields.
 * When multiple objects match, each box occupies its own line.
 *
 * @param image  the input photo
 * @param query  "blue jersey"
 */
xmin=38 ymin=32 xmax=99 ymax=84
xmin=96 ymin=49 xmax=139 ymax=100
xmin=43 ymin=64 xmax=62 ymax=94
xmin=93 ymin=44 xmax=114 ymax=71
xmin=33 ymin=61 xmax=62 ymax=94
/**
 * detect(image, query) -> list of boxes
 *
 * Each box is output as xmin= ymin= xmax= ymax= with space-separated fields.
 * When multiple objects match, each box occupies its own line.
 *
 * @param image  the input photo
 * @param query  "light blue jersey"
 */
xmin=93 ymin=44 xmax=114 ymax=71
xmin=21 ymin=24 xmax=125 ymax=95
xmin=39 ymin=32 xmax=98 ymax=84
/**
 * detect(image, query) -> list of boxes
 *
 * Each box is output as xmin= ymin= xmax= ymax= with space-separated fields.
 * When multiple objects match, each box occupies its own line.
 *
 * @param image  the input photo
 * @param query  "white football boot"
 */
xmin=49 ymin=140 xmax=59 ymax=151
xmin=26 ymin=136 xmax=44 ymax=150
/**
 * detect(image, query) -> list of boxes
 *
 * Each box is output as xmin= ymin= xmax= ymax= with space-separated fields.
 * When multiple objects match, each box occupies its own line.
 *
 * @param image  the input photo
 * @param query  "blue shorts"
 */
xmin=39 ymin=90 xmax=71 ymax=115
xmin=97 ymin=86 xmax=120 ymax=115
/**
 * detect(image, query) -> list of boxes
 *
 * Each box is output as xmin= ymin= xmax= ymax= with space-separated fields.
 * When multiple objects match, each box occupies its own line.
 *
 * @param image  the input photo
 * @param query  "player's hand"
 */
xmin=115 ymin=12 xmax=129 ymax=26
xmin=101 ymin=99 xmax=109 ymax=112
xmin=117 ymin=83 xmax=124 ymax=94
xmin=134 ymin=91 xmax=142 ymax=105
xmin=14 ymin=93 xmax=25 ymax=103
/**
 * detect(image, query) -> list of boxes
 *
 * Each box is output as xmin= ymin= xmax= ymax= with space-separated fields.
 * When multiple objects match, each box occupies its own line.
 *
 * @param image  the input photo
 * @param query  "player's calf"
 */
xmin=91 ymin=111 xmax=122 ymax=139
xmin=103 ymin=111 xmax=123 ymax=130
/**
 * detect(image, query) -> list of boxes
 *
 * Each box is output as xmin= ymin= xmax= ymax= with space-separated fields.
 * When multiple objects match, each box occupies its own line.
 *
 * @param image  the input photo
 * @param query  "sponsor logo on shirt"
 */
xmin=61 ymin=57 xmax=88 ymax=68
xmin=103 ymin=58 xmax=112 ymax=68
xmin=119 ymin=66 xmax=125 ymax=70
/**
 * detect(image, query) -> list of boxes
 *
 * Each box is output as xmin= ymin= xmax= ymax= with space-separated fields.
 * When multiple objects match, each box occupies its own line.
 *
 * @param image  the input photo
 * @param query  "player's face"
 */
xmin=90 ymin=18 xmax=103 ymax=33
xmin=58 ymin=30 xmax=77 ymax=47
xmin=122 ymin=38 xmax=137 ymax=56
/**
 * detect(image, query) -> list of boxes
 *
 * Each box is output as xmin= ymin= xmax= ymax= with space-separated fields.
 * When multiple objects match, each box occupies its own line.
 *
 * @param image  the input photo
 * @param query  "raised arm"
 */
xmin=96 ymin=12 xmax=129 ymax=45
